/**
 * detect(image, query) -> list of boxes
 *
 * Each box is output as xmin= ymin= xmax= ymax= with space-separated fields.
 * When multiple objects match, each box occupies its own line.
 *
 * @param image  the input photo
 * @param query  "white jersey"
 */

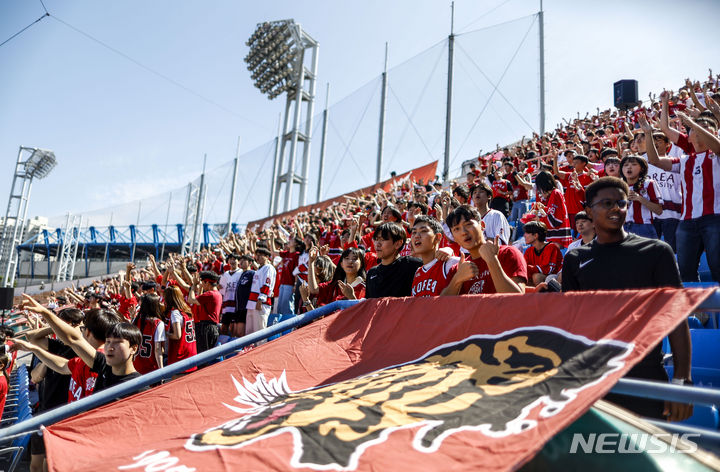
xmin=442 ymin=208 xmax=511 ymax=246
xmin=247 ymin=263 xmax=276 ymax=309
xmin=219 ymin=269 xmax=243 ymax=313
xmin=643 ymin=150 xmax=682 ymax=220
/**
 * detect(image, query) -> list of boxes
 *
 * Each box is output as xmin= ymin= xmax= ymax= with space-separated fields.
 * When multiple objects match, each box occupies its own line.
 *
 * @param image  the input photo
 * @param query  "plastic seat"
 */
xmin=679 ymin=405 xmax=720 ymax=430
xmin=688 ymin=316 xmax=704 ymax=329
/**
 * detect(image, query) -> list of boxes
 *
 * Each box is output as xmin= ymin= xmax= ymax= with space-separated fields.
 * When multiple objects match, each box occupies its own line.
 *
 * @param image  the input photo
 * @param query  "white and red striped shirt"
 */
xmin=627 ymin=179 xmax=663 ymax=224
xmin=672 ymin=134 xmax=720 ymax=220
xmin=411 ymin=257 xmax=460 ymax=297
xmin=246 ymin=263 xmax=276 ymax=309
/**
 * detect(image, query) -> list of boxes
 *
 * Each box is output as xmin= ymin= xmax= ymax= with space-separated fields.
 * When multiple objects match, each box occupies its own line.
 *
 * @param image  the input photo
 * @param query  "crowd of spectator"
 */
xmin=4 ymin=71 xmax=720 ymax=470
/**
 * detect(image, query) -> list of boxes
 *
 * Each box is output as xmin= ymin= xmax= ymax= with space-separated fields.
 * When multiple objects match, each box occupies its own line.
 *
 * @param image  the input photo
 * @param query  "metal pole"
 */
xmin=273 ymin=100 xmax=293 ymax=215
xmin=377 ymin=42 xmax=389 ymax=184
xmin=269 ymin=114 xmax=282 ymax=216
xmin=538 ymin=0 xmax=546 ymax=135
xmin=317 ymin=83 xmax=330 ymax=203
xmin=283 ymin=27 xmax=307 ymax=212
xmin=159 ymin=192 xmax=171 ymax=261
xmin=298 ymin=37 xmax=319 ymax=207
xmin=226 ymin=137 xmax=241 ymax=235
xmin=131 ymin=201 xmax=141 ymax=262
xmin=443 ymin=2 xmax=455 ymax=183
xmin=192 ymin=155 xmax=207 ymax=253
xmin=0 ymin=147 xmax=24 ymax=286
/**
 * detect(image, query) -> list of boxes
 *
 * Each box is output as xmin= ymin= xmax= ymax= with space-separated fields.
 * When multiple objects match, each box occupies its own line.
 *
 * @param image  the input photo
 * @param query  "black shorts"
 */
xmin=31 ymin=431 xmax=45 ymax=455
xmin=221 ymin=311 xmax=236 ymax=325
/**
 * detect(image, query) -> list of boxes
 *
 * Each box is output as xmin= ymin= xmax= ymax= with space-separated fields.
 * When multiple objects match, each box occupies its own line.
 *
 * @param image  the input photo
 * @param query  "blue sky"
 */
xmin=0 ymin=0 xmax=718 ymax=227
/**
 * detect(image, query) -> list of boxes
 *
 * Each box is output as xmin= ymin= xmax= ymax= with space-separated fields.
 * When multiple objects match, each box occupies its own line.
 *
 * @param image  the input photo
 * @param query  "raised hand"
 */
xmin=637 ymin=112 xmax=653 ymax=133
xmin=478 ymin=236 xmax=500 ymax=263
xmin=337 ymin=280 xmax=356 ymax=300
xmin=308 ymin=246 xmax=319 ymax=264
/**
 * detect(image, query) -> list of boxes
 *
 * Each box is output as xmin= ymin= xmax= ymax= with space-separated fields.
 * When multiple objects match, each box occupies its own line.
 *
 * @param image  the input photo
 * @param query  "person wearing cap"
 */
xmin=187 ymin=271 xmax=222 ymax=353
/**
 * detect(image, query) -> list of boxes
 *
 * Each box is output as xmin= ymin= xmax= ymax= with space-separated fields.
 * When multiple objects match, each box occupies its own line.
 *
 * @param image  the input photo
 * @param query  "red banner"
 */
xmin=247 ymin=160 xmax=438 ymax=230
xmin=44 ymin=289 xmax=710 ymax=471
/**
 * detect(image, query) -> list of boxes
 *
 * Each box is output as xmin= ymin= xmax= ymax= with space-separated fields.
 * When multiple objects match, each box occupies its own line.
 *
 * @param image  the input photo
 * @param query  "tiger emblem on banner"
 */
xmin=187 ymin=327 xmax=632 ymax=470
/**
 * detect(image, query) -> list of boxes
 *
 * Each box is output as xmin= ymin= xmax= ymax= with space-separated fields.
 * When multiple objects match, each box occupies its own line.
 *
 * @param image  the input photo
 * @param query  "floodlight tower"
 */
xmin=244 ymin=20 xmax=319 ymax=214
xmin=0 ymin=147 xmax=57 ymax=287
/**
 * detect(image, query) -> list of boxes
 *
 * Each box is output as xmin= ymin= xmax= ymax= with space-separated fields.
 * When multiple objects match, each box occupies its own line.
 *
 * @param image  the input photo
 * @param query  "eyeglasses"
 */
xmin=588 ymin=199 xmax=628 ymax=210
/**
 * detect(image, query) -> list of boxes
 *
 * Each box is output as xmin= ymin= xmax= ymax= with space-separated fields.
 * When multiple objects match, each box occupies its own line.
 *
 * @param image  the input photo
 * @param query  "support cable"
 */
xmin=450 ymin=14 xmax=537 ymax=168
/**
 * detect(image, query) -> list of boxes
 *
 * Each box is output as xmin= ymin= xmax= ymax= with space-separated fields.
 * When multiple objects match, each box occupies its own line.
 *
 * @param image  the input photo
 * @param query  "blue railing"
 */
xmin=0 ymin=300 xmax=360 ymax=441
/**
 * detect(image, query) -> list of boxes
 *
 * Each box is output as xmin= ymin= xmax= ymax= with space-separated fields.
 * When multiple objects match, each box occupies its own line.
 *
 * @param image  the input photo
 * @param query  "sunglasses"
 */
xmin=588 ymin=199 xmax=628 ymax=210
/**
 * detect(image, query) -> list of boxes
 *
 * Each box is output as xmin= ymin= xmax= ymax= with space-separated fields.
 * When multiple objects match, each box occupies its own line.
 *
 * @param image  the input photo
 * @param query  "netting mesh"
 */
xmin=45 ymin=14 xmax=540 ymax=230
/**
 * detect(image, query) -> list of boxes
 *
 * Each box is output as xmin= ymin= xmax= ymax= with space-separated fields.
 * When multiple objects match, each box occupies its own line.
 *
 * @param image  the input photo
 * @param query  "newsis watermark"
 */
xmin=569 ymin=432 xmax=700 ymax=454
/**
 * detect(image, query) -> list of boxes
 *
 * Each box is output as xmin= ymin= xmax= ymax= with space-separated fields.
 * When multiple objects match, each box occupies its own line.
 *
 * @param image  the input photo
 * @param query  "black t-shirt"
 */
xmin=561 ymin=233 xmax=681 ymax=291
xmin=561 ymin=232 xmax=681 ymax=374
xmin=366 ymin=256 xmax=423 ymax=298
xmin=91 ymin=351 xmax=144 ymax=395
xmin=39 ymin=339 xmax=75 ymax=411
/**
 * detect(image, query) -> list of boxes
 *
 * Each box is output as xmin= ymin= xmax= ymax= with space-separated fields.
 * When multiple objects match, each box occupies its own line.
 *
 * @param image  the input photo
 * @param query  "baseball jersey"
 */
xmin=166 ymin=309 xmax=197 ymax=372
xmin=523 ymin=243 xmax=563 ymax=275
xmin=247 ymin=263 xmax=277 ymax=309
xmin=219 ymin=269 xmax=243 ymax=314
xmin=539 ymin=189 xmax=572 ymax=248
xmin=133 ymin=317 xmax=165 ymax=375
xmin=672 ymin=133 xmax=720 ymax=220
xmin=67 ymin=354 xmax=100 ymax=403
xmin=627 ymin=179 xmax=663 ymax=225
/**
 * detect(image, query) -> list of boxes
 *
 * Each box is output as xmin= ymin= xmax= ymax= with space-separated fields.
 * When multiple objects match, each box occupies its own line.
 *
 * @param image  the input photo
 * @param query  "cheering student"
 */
xmin=366 ymin=222 xmax=422 ymax=298
xmin=21 ymin=294 xmax=146 ymax=395
xmin=163 ymin=286 xmax=197 ymax=375
xmin=307 ymin=246 xmax=366 ymax=305
xmin=522 ymin=221 xmax=563 ymax=287
xmin=245 ymin=247 xmax=276 ymax=337
xmin=562 ymin=177 xmax=692 ymax=421
xmin=218 ymin=254 xmax=243 ymax=336
xmin=566 ymin=211 xmax=595 ymax=251
xmin=468 ymin=183 xmax=511 ymax=245
xmin=11 ymin=309 xmax=119 ymax=403
xmin=410 ymin=216 xmax=460 ymax=297
xmin=533 ymin=171 xmax=573 ymax=248
xmin=188 ymin=271 xmax=222 ymax=353
xmin=441 ymin=205 xmax=527 ymax=295
xmin=619 ymin=155 xmax=663 ymax=238
xmin=133 ymin=294 xmax=165 ymax=374
xmin=641 ymin=103 xmax=720 ymax=282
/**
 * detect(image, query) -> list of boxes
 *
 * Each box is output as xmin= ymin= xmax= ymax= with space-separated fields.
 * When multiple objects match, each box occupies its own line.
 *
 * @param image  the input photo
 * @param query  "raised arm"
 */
xmin=658 ymin=91 xmax=681 ymax=143
xmin=307 ymin=247 xmax=320 ymax=295
xmin=21 ymin=294 xmax=96 ymax=368
xmin=638 ymin=113 xmax=673 ymax=171
xmin=9 ymin=338 xmax=71 ymax=375
xmin=678 ymin=111 xmax=720 ymax=156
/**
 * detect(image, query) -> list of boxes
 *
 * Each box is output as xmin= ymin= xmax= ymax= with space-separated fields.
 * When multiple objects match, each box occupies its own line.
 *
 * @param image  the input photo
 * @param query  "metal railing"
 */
xmin=0 ymin=299 xmax=360 ymax=441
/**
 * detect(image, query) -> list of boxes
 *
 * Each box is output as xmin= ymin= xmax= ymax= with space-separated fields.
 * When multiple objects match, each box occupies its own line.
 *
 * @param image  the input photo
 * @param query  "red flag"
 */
xmin=44 ymin=289 xmax=711 ymax=471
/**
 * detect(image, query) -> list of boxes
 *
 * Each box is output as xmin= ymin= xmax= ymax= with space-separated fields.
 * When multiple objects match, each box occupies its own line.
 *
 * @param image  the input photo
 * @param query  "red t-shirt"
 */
xmin=195 ymin=290 xmax=222 ymax=323
xmin=67 ymin=354 xmax=100 ymax=403
xmin=446 ymin=246 xmax=527 ymax=294
xmin=278 ymin=251 xmax=300 ymax=286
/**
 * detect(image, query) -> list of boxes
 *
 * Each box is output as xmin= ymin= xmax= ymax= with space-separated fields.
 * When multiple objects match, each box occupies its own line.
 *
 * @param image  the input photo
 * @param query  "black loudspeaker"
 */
xmin=0 ymin=288 xmax=13 ymax=311
xmin=614 ymin=79 xmax=638 ymax=110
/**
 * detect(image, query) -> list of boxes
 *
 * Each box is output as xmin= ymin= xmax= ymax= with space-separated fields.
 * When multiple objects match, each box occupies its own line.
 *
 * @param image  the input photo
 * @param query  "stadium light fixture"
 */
xmin=23 ymin=148 xmax=56 ymax=180
xmin=244 ymin=19 xmax=302 ymax=100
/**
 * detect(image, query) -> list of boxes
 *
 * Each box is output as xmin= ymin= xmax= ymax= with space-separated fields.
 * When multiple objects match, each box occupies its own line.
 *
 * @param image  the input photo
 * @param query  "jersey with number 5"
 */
xmin=167 ymin=309 xmax=198 ymax=372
